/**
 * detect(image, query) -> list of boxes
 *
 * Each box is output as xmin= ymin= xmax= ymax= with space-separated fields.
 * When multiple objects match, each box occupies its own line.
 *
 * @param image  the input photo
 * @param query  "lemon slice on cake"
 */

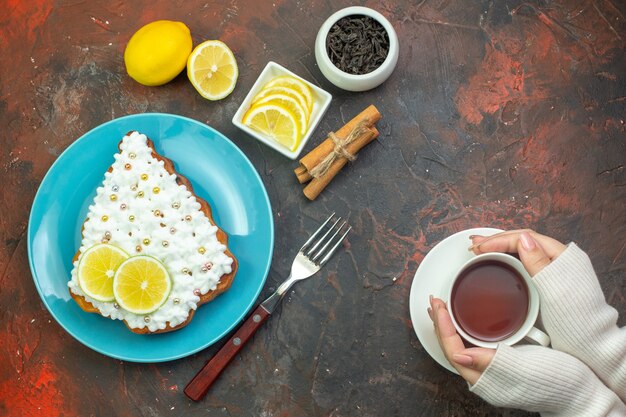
xmin=77 ymin=244 xmax=130 ymax=302
xmin=113 ymin=256 xmax=172 ymax=315
xmin=187 ymin=40 xmax=238 ymax=100
xmin=243 ymin=102 xmax=302 ymax=151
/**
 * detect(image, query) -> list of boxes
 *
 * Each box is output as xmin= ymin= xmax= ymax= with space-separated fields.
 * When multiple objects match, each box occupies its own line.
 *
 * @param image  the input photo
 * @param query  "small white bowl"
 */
xmin=232 ymin=61 xmax=332 ymax=160
xmin=315 ymin=6 xmax=399 ymax=92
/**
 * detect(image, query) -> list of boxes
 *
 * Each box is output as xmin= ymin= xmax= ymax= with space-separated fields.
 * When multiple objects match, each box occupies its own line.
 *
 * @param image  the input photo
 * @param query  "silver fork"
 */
xmin=185 ymin=213 xmax=351 ymax=401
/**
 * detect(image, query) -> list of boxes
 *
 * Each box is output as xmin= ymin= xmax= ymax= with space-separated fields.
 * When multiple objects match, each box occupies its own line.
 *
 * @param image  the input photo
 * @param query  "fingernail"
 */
xmin=468 ymin=235 xmax=477 ymax=239
xmin=427 ymin=307 xmax=432 ymax=318
xmin=429 ymin=294 xmax=433 ymax=304
xmin=520 ymin=232 xmax=536 ymax=250
xmin=452 ymin=354 xmax=474 ymax=367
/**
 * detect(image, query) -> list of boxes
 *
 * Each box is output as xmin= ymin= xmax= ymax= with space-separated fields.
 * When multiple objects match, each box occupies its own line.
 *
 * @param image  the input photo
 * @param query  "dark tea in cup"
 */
xmin=450 ymin=260 xmax=529 ymax=342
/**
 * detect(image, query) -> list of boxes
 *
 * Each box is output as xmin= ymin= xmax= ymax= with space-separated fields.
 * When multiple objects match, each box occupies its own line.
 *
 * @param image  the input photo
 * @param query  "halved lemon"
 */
xmin=77 ymin=244 xmax=130 ymax=302
xmin=113 ymin=255 xmax=172 ymax=315
xmin=187 ymin=40 xmax=238 ymax=100
xmin=243 ymin=103 xmax=301 ymax=151
xmin=252 ymin=86 xmax=309 ymax=117
xmin=252 ymin=93 xmax=309 ymax=135
xmin=263 ymin=75 xmax=314 ymax=112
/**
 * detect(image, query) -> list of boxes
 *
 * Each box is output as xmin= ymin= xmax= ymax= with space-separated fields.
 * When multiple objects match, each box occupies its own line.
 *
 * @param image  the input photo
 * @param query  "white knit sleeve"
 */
xmin=470 ymin=344 xmax=626 ymax=416
xmin=533 ymin=243 xmax=626 ymax=401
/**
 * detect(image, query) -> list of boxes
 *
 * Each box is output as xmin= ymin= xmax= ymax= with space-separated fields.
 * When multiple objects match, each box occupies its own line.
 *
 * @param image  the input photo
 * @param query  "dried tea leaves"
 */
xmin=326 ymin=15 xmax=390 ymax=75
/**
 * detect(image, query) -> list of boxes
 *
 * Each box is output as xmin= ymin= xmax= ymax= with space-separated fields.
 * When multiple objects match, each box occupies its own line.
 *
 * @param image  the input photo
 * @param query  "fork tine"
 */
xmin=305 ymin=217 xmax=341 ymax=257
xmin=318 ymin=226 xmax=351 ymax=266
xmin=300 ymin=212 xmax=335 ymax=252
xmin=311 ymin=221 xmax=346 ymax=262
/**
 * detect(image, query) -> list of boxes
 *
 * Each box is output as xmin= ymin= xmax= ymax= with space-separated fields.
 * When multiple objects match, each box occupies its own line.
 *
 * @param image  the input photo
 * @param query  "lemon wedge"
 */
xmin=187 ymin=40 xmax=238 ymax=100
xmin=252 ymin=93 xmax=309 ymax=135
xmin=263 ymin=75 xmax=314 ymax=112
xmin=243 ymin=103 xmax=302 ymax=151
xmin=113 ymin=256 xmax=172 ymax=315
xmin=77 ymin=244 xmax=130 ymax=302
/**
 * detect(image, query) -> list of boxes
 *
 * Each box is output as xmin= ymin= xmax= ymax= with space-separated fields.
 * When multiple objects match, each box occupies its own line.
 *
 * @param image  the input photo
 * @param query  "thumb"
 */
xmin=517 ymin=232 xmax=551 ymax=276
xmin=454 ymin=347 xmax=495 ymax=372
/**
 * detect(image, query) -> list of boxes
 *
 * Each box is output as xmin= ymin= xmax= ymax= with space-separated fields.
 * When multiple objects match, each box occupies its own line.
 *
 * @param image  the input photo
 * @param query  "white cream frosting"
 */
xmin=69 ymin=131 xmax=234 ymax=332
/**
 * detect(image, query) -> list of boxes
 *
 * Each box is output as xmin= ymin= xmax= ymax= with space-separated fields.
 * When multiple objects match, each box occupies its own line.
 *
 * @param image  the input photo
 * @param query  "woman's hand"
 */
xmin=429 ymin=230 xmax=566 ymax=385
xmin=469 ymin=230 xmax=566 ymax=276
xmin=428 ymin=296 xmax=495 ymax=385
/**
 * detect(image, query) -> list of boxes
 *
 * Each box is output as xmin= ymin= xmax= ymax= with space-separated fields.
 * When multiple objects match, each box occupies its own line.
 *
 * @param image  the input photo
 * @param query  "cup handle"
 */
xmin=524 ymin=326 xmax=550 ymax=347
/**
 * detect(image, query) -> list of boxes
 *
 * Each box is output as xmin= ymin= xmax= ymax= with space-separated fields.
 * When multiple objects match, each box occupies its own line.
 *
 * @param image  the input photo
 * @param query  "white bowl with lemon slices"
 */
xmin=232 ymin=61 xmax=332 ymax=159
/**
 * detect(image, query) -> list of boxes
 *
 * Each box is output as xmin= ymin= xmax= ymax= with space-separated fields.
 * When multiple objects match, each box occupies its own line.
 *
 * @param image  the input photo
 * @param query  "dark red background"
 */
xmin=1 ymin=0 xmax=624 ymax=416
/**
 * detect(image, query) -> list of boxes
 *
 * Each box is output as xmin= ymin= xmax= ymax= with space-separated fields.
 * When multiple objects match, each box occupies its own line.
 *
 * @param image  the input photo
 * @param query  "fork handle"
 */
xmin=184 ymin=305 xmax=270 ymax=401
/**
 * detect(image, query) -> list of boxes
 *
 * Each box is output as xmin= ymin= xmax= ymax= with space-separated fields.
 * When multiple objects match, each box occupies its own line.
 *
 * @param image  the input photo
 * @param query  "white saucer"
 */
xmin=409 ymin=227 xmax=503 ymax=373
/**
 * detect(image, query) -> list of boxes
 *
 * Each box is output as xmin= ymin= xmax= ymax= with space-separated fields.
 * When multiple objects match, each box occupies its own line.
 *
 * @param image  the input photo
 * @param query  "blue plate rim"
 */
xmin=27 ymin=112 xmax=274 ymax=362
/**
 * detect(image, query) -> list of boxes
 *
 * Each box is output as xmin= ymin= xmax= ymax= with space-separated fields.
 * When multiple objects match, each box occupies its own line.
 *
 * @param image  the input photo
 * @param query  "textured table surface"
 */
xmin=1 ymin=1 xmax=625 ymax=416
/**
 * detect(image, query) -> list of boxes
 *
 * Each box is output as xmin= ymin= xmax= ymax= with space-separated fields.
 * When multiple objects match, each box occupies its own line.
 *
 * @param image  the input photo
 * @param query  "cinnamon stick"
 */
xmin=295 ymin=105 xmax=381 ymax=183
xmin=295 ymin=165 xmax=309 ymax=183
xmin=303 ymin=126 xmax=379 ymax=200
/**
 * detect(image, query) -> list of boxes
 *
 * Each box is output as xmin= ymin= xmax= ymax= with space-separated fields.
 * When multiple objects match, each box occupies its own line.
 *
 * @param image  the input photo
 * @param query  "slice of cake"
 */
xmin=68 ymin=131 xmax=238 ymax=334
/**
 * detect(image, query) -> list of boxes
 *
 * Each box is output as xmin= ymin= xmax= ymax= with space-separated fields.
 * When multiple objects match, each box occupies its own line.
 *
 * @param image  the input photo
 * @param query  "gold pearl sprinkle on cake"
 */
xmin=144 ymin=316 xmax=150 ymax=323
xmin=154 ymin=209 xmax=161 ymax=217
xmin=124 ymin=163 xmax=132 ymax=170
xmin=162 ymin=241 xmax=169 ymax=247
xmin=198 ymin=247 xmax=206 ymax=254
xmin=110 ymin=194 xmax=117 ymax=201
xmin=112 ymin=185 xmax=119 ymax=192
xmin=173 ymin=298 xmax=180 ymax=304
xmin=185 ymin=215 xmax=192 ymax=222
xmin=153 ymin=187 xmax=160 ymax=194
xmin=143 ymin=238 xmax=151 ymax=245
xmin=181 ymin=268 xmax=190 ymax=275
xmin=193 ymin=289 xmax=201 ymax=296
xmin=120 ymin=203 xmax=127 ymax=210
xmin=135 ymin=245 xmax=142 ymax=252
xmin=129 ymin=215 xmax=135 ymax=222
xmin=172 ymin=202 xmax=180 ymax=209
xmin=129 ymin=152 xmax=136 ymax=159
xmin=169 ymin=227 xmax=176 ymax=234
xmin=140 ymin=174 xmax=148 ymax=181
xmin=114 ymin=302 xmax=120 ymax=309
xmin=104 ymin=232 xmax=112 ymax=239
xmin=101 ymin=215 xmax=109 ymax=222
xmin=137 ymin=191 xmax=144 ymax=198
xmin=131 ymin=185 xmax=138 ymax=191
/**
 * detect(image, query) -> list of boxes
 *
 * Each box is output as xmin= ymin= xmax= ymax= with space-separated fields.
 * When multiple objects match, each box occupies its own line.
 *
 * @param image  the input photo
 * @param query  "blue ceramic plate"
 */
xmin=28 ymin=113 xmax=274 ymax=363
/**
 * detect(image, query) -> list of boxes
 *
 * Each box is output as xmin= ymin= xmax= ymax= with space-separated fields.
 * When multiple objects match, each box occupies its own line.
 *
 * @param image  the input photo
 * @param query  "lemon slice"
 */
xmin=252 ymin=86 xmax=309 ymax=117
xmin=113 ymin=256 xmax=172 ymax=315
xmin=77 ymin=244 xmax=130 ymax=302
xmin=187 ymin=40 xmax=238 ymax=100
xmin=263 ymin=75 xmax=314 ymax=112
xmin=252 ymin=93 xmax=309 ymax=135
xmin=243 ymin=103 xmax=301 ymax=151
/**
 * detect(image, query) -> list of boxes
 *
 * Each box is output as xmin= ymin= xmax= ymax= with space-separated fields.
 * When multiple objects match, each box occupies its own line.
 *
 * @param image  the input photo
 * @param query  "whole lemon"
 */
xmin=124 ymin=20 xmax=192 ymax=86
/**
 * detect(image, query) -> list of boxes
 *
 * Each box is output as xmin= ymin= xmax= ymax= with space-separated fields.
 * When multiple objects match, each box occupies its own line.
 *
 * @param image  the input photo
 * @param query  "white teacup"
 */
xmin=446 ymin=253 xmax=550 ymax=349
